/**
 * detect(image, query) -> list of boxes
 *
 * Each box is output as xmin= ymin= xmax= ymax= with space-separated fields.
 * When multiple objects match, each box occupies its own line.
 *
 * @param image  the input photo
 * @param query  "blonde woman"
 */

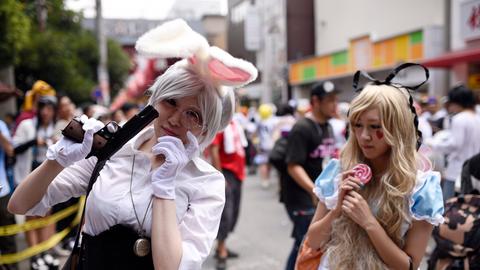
xmin=304 ymin=64 xmax=444 ymax=270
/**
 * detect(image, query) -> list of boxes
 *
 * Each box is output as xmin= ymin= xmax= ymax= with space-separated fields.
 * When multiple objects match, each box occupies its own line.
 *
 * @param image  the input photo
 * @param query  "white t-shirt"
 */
xmin=428 ymin=111 xmax=480 ymax=181
xmin=27 ymin=127 xmax=226 ymax=269
xmin=12 ymin=119 xmax=35 ymax=185
xmin=328 ymin=118 xmax=347 ymax=149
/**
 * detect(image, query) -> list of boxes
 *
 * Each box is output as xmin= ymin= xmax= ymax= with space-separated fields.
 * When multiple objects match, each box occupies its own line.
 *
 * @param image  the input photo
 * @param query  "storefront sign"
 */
xmin=289 ymin=30 xmax=424 ymax=85
xmin=461 ymin=0 xmax=480 ymax=41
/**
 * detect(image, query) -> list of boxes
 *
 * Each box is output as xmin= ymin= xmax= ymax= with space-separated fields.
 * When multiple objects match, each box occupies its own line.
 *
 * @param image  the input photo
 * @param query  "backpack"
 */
xmin=269 ymin=136 xmax=288 ymax=172
xmin=427 ymin=194 xmax=480 ymax=270
xmin=269 ymin=118 xmax=333 ymax=173
xmin=460 ymin=152 xmax=480 ymax=195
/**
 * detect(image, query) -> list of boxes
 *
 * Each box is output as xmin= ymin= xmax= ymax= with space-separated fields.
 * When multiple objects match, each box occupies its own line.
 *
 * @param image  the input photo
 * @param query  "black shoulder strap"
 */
xmin=69 ymin=159 xmax=108 ymax=255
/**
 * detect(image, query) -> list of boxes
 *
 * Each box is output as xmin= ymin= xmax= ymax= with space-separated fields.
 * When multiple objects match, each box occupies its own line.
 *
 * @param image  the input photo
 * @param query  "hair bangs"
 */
xmin=147 ymin=66 xmax=229 ymax=151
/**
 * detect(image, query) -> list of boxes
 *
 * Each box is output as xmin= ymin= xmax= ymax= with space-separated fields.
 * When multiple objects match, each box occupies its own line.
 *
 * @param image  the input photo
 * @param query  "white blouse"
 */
xmin=26 ymin=127 xmax=226 ymax=269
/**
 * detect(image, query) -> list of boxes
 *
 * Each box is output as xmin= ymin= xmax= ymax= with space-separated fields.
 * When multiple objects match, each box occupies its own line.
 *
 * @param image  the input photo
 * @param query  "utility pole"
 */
xmin=96 ymin=0 xmax=110 ymax=106
xmin=36 ymin=0 xmax=47 ymax=32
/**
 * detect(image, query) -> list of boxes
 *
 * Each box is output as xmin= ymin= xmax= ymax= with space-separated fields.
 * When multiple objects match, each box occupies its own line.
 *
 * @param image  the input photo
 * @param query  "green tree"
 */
xmin=0 ymin=0 xmax=31 ymax=67
xmin=13 ymin=0 xmax=131 ymax=105
xmin=108 ymin=39 xmax=132 ymax=99
xmin=15 ymin=29 xmax=98 ymax=103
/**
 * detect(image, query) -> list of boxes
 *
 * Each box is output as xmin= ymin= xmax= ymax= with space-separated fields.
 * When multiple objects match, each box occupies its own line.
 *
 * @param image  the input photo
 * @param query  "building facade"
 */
xmin=227 ymin=0 xmax=316 ymax=104
xmin=423 ymin=0 xmax=480 ymax=95
xmin=289 ymin=0 xmax=447 ymax=101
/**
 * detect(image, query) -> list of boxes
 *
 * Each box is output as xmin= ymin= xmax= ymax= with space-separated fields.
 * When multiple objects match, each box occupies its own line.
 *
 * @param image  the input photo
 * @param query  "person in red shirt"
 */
xmin=210 ymin=119 xmax=247 ymax=270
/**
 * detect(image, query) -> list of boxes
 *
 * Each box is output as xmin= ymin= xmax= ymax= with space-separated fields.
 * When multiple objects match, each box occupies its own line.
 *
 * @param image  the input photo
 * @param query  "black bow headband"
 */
xmin=352 ymin=63 xmax=430 ymax=150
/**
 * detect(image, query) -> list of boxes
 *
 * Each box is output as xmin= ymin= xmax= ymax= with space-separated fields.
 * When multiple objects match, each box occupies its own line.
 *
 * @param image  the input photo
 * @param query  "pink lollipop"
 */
xmin=352 ymin=164 xmax=372 ymax=185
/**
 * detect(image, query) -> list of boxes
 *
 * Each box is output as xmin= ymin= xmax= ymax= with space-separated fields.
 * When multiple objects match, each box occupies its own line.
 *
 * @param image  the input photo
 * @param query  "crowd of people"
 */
xmin=0 ymin=79 xmax=152 ymax=270
xmin=1 ymin=19 xmax=480 ymax=270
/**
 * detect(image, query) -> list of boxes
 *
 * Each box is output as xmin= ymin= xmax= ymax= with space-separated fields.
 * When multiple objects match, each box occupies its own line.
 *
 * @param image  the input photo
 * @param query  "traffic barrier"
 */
xmin=0 ymin=197 xmax=84 ymax=264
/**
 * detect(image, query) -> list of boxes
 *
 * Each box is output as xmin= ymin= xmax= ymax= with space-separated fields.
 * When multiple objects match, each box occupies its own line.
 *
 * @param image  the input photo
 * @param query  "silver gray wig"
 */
xmin=147 ymin=64 xmax=234 ymax=150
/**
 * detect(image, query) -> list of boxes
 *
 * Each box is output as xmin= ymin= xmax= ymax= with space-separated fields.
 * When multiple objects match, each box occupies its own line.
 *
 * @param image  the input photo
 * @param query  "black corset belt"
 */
xmin=79 ymin=224 xmax=154 ymax=270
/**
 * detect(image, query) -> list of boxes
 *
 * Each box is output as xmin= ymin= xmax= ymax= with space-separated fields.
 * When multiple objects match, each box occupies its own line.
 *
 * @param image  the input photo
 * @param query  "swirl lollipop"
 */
xmin=352 ymin=164 xmax=372 ymax=185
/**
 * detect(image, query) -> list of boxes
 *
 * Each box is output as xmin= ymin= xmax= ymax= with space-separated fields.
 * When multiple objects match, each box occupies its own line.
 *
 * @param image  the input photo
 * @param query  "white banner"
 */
xmin=461 ymin=0 xmax=480 ymax=41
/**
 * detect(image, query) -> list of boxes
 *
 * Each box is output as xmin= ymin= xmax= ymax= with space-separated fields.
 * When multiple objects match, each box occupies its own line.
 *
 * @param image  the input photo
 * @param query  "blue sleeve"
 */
xmin=0 ymin=120 xmax=10 ymax=140
xmin=410 ymin=171 xmax=445 ymax=226
xmin=313 ymin=159 xmax=341 ymax=209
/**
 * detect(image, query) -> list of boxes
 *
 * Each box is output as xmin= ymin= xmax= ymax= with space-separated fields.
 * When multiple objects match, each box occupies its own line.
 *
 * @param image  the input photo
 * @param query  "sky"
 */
xmin=65 ymin=0 xmax=227 ymax=20
xmin=65 ymin=0 xmax=176 ymax=19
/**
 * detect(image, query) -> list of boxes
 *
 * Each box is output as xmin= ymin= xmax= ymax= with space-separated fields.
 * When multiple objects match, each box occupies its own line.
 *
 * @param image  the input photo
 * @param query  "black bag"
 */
xmin=14 ymin=139 xmax=36 ymax=155
xmin=460 ymin=152 xmax=480 ymax=195
xmin=269 ymin=136 xmax=288 ymax=172
xmin=427 ymin=195 xmax=480 ymax=270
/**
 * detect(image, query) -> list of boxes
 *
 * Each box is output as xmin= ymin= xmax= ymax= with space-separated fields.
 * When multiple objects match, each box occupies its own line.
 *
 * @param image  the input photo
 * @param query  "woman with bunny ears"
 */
xmin=8 ymin=19 xmax=257 ymax=270
xmin=300 ymin=64 xmax=444 ymax=270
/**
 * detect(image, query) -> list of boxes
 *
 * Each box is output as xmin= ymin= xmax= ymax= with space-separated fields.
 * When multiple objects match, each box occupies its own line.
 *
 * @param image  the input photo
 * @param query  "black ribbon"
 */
xmin=351 ymin=63 xmax=430 ymax=150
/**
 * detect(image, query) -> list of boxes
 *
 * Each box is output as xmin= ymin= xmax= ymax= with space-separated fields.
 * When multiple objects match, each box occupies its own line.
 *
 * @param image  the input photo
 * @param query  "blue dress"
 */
xmin=312 ymin=159 xmax=445 ymax=269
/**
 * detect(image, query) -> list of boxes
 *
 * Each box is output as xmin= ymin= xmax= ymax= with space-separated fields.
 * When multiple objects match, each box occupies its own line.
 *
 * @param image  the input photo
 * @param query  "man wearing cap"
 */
xmin=283 ymin=81 xmax=337 ymax=270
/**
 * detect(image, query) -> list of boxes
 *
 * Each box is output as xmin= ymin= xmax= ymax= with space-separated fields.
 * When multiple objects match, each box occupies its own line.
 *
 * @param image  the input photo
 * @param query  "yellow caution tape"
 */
xmin=0 ymin=204 xmax=78 ymax=236
xmin=0 ymin=197 xmax=85 ymax=264
xmin=0 ymin=226 xmax=73 ymax=264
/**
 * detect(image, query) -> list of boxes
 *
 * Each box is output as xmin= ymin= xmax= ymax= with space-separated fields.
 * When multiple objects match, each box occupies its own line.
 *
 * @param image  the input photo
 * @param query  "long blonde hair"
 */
xmin=328 ymin=84 xmax=421 ymax=269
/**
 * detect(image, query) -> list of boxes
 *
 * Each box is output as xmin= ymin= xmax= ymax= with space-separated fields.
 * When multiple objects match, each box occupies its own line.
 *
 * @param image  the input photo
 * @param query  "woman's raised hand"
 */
xmin=46 ymin=116 xmax=104 ymax=167
xmin=333 ymin=171 xmax=363 ymax=214
xmin=151 ymin=132 xmax=199 ymax=200
xmin=341 ymin=190 xmax=375 ymax=229
xmin=336 ymin=171 xmax=375 ymax=228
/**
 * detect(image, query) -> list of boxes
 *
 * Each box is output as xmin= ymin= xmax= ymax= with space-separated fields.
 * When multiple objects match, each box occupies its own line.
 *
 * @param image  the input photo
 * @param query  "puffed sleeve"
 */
xmin=313 ymin=159 xmax=341 ymax=210
xmin=25 ymin=157 xmax=97 ymax=216
xmin=177 ymin=168 xmax=225 ymax=269
xmin=409 ymin=170 xmax=445 ymax=226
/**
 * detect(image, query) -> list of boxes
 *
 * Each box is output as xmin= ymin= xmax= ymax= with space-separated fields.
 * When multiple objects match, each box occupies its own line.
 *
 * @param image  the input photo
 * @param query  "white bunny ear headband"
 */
xmin=135 ymin=19 xmax=258 ymax=97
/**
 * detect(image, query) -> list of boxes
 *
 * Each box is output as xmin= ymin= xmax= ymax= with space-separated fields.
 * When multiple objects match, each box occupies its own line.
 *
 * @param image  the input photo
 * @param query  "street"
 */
xmin=202 ymin=172 xmax=293 ymax=270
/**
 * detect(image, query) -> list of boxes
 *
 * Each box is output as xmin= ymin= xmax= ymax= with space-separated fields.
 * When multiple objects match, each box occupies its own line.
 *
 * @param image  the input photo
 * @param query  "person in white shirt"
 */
xmin=8 ymin=19 xmax=257 ymax=270
xmin=426 ymin=85 xmax=480 ymax=201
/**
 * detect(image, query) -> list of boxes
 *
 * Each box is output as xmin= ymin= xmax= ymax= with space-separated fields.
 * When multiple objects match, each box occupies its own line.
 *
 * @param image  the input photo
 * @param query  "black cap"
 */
xmin=311 ymin=81 xmax=338 ymax=98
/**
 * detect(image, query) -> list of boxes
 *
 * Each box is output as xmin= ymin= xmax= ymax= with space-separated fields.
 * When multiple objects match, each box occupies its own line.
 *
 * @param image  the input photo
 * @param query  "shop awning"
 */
xmin=422 ymin=47 xmax=480 ymax=68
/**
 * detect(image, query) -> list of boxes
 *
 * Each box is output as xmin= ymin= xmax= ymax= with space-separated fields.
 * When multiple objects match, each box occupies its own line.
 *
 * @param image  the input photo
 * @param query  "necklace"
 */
xmin=129 ymin=155 xmax=153 ymax=257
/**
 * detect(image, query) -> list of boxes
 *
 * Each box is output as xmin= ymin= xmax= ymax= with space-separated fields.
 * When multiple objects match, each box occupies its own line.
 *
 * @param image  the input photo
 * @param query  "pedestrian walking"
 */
xmin=283 ymin=81 xmax=337 ymax=270
xmin=210 ymin=118 xmax=247 ymax=270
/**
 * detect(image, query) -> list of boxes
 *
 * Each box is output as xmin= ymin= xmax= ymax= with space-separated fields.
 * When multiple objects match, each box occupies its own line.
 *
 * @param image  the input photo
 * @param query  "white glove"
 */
xmin=46 ymin=116 xmax=104 ymax=167
xmin=151 ymin=132 xmax=199 ymax=200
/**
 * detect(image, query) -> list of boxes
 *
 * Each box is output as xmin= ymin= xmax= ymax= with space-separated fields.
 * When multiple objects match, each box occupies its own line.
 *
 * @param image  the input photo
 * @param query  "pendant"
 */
xmin=133 ymin=238 xmax=151 ymax=257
